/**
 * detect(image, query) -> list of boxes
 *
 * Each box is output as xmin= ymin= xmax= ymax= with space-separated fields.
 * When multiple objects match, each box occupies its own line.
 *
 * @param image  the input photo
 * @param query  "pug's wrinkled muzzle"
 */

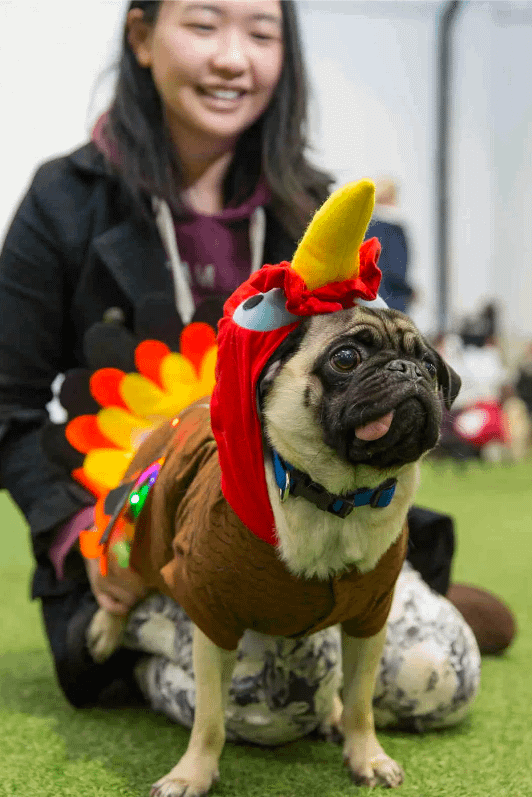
xmin=322 ymin=360 xmax=443 ymax=469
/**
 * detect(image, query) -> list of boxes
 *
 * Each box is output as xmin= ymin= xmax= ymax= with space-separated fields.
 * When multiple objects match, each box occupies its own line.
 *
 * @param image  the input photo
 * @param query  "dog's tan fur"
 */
xmin=87 ymin=307 xmax=457 ymax=795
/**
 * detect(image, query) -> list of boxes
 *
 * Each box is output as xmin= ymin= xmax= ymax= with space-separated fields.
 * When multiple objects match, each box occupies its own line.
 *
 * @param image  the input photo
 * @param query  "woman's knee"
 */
xmin=373 ymin=563 xmax=481 ymax=731
xmin=373 ymin=630 xmax=480 ymax=730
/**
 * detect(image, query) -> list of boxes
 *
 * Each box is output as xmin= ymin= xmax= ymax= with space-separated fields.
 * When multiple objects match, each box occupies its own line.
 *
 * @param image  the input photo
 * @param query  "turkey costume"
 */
xmin=81 ymin=180 xmax=408 ymax=651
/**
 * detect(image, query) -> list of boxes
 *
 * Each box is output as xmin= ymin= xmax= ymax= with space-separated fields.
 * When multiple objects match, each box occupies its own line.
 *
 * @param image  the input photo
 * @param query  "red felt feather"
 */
xmin=134 ymin=339 xmax=171 ymax=389
xmin=66 ymin=414 xmax=117 ymax=454
xmin=180 ymin=323 xmax=217 ymax=375
xmin=90 ymin=368 xmax=129 ymax=409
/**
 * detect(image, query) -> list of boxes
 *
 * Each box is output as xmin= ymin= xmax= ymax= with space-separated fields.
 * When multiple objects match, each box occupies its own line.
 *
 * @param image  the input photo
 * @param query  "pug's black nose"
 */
xmin=386 ymin=359 xmax=423 ymax=379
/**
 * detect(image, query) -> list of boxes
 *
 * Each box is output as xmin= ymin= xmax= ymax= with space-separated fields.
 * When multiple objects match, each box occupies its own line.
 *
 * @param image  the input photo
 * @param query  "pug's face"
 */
xmin=260 ymin=307 xmax=460 ymax=471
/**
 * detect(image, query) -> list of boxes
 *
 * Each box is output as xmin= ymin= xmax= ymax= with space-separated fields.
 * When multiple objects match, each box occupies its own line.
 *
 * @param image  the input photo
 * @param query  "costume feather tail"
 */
xmin=66 ymin=322 xmax=217 ymax=496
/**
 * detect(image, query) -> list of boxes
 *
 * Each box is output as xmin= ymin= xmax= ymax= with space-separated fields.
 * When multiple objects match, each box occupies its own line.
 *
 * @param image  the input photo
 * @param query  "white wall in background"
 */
xmin=0 ymin=0 xmax=123 ymax=234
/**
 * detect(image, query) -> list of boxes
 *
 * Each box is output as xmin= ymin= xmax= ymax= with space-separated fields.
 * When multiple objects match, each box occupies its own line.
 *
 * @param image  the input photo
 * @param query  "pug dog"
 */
xmin=87 ymin=301 xmax=459 ymax=797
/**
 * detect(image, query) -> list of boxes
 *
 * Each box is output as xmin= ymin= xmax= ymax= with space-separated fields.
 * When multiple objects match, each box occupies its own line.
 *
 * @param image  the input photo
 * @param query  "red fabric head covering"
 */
xmin=210 ymin=239 xmax=381 ymax=545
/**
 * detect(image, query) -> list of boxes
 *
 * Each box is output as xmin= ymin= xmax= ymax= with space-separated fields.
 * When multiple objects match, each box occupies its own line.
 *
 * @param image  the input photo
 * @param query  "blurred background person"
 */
xmin=366 ymin=177 xmax=415 ymax=315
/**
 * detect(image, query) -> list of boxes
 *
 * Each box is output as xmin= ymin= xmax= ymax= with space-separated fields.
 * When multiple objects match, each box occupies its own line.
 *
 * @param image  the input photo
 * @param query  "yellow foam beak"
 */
xmin=291 ymin=179 xmax=375 ymax=290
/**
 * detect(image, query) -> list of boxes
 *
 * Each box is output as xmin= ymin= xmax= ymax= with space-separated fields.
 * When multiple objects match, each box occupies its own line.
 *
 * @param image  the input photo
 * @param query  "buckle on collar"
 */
xmin=279 ymin=469 xmax=290 ymax=502
xmin=273 ymin=449 xmax=291 ymax=502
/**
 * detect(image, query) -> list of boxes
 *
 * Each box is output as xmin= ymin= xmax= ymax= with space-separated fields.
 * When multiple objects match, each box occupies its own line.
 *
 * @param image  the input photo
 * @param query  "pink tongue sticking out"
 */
xmin=354 ymin=410 xmax=395 ymax=441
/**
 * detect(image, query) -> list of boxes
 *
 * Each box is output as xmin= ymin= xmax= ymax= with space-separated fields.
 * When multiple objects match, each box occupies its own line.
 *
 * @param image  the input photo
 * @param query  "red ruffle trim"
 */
xmin=224 ymin=238 xmax=382 ymax=318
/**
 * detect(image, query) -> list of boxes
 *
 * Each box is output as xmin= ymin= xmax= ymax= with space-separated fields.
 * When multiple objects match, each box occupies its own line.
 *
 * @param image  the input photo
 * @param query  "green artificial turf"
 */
xmin=1 ymin=458 xmax=530 ymax=796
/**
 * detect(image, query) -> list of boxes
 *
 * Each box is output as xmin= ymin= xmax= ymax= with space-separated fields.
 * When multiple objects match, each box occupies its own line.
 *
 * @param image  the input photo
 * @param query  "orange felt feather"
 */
xmin=70 ymin=323 xmax=221 ymax=573
xmin=79 ymin=527 xmax=103 ymax=560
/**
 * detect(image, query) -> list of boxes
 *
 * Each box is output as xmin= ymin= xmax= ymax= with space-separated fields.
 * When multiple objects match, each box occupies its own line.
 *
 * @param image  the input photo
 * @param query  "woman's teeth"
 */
xmin=203 ymin=89 xmax=242 ymax=100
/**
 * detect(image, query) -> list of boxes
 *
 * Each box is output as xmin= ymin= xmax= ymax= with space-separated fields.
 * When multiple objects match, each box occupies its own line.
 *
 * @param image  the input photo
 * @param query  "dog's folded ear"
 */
xmin=435 ymin=353 xmax=461 ymax=410
xmin=257 ymin=359 xmax=283 ymax=412
xmin=256 ymin=321 xmax=309 ymax=413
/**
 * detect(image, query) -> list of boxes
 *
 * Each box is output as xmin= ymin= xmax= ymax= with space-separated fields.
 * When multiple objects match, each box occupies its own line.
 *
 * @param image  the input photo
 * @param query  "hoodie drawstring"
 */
xmin=152 ymin=198 xmax=267 ymax=325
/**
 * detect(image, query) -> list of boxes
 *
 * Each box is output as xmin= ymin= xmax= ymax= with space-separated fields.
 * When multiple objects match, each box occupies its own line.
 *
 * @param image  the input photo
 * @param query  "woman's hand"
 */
xmin=84 ymin=555 xmax=148 ymax=616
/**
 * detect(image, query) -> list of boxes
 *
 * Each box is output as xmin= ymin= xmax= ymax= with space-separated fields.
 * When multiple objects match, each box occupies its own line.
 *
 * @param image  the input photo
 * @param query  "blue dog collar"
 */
xmin=272 ymin=449 xmax=396 ymax=518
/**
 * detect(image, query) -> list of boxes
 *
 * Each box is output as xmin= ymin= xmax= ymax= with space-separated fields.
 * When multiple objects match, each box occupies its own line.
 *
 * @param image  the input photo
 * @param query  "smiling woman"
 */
xmin=127 ymin=0 xmax=284 ymax=176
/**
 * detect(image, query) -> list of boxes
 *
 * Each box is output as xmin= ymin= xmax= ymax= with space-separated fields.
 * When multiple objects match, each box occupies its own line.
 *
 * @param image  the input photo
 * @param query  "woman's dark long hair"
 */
xmin=106 ymin=0 xmax=332 ymax=238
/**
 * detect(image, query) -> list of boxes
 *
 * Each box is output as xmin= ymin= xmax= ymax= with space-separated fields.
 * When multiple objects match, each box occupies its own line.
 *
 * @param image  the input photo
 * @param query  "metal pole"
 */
xmin=436 ymin=0 xmax=461 ymax=336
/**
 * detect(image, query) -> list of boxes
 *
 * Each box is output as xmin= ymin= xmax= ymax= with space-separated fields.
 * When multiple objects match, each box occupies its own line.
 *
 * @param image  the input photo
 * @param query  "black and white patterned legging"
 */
xmin=123 ymin=561 xmax=481 ymax=745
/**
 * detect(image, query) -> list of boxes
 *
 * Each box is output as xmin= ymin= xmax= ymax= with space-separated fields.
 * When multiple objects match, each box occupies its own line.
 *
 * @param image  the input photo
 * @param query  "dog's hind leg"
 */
xmin=317 ymin=692 xmax=344 ymax=744
xmin=341 ymin=625 xmax=404 ymax=788
xmin=151 ymin=625 xmax=237 ymax=797
xmin=87 ymin=608 xmax=127 ymax=663
xmin=87 ymin=595 xmax=179 ymax=664
xmin=122 ymin=594 xmax=187 ymax=663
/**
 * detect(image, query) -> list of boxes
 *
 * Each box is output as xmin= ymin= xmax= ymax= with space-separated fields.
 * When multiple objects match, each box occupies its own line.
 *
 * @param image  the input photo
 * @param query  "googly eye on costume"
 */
xmin=232 ymin=288 xmax=300 ymax=331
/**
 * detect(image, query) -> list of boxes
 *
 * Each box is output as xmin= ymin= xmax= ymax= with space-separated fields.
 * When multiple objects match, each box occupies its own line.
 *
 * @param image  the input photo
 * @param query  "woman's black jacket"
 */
xmin=0 ymin=143 xmax=296 ymax=599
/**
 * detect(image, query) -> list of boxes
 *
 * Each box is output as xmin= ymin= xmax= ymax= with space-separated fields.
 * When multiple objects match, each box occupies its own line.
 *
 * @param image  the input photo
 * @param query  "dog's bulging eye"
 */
xmin=330 ymin=347 xmax=360 ymax=372
xmin=423 ymin=359 xmax=437 ymax=378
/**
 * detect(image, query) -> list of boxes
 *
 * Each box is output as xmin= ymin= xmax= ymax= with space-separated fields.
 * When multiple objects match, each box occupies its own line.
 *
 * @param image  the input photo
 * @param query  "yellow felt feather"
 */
xmin=96 ymin=407 xmax=153 ymax=451
xmin=291 ymin=179 xmax=375 ymax=290
xmin=159 ymin=353 xmax=197 ymax=392
xmin=83 ymin=448 xmax=134 ymax=491
xmin=119 ymin=373 xmax=167 ymax=416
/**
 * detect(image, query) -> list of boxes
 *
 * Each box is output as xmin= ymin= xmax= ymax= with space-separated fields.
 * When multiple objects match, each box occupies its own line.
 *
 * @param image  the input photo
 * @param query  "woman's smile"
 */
xmin=196 ymin=84 xmax=249 ymax=110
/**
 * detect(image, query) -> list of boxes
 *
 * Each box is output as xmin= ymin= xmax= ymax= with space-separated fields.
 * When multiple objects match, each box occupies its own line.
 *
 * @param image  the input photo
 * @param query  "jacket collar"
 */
xmin=70 ymin=142 xmax=112 ymax=177
xmin=67 ymin=144 xmax=173 ymax=310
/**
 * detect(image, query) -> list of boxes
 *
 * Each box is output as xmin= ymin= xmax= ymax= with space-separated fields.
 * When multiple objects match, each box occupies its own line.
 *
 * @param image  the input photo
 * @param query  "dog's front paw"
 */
xmin=86 ymin=608 xmax=126 ymax=663
xmin=150 ymin=760 xmax=219 ymax=797
xmin=346 ymin=753 xmax=404 ymax=788
xmin=344 ymin=735 xmax=404 ymax=788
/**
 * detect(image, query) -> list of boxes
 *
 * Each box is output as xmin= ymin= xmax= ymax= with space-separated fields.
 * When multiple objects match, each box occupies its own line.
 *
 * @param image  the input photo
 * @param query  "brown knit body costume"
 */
xmin=127 ymin=401 xmax=408 ymax=651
